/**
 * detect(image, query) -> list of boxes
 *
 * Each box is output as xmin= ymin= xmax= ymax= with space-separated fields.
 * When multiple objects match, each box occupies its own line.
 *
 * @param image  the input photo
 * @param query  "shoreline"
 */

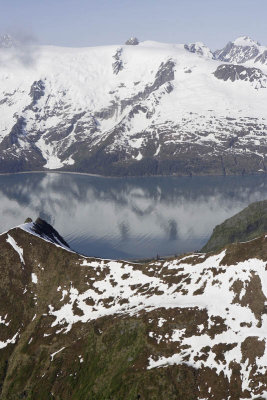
xmin=0 ymin=169 xmax=266 ymax=179
xmin=0 ymin=170 xmax=105 ymax=178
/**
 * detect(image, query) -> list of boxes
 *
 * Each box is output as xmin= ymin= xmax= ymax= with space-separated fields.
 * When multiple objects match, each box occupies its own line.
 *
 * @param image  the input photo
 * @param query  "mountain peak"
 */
xmin=214 ymin=35 xmax=262 ymax=64
xmin=184 ymin=41 xmax=214 ymax=58
xmin=125 ymin=37 xmax=139 ymax=45
xmin=233 ymin=35 xmax=260 ymax=47
xmin=21 ymin=217 xmax=70 ymax=249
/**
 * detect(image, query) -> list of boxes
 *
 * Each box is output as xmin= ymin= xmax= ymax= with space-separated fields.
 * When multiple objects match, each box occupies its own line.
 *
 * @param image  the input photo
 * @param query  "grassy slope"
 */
xmin=202 ymin=199 xmax=267 ymax=253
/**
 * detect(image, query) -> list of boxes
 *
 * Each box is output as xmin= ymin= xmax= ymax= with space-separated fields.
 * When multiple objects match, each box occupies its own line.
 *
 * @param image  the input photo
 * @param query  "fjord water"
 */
xmin=0 ymin=172 xmax=266 ymax=260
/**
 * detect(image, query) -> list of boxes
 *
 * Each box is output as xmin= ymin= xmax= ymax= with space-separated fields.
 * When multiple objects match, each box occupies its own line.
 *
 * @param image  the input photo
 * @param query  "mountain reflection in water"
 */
xmin=0 ymin=173 xmax=266 ymax=260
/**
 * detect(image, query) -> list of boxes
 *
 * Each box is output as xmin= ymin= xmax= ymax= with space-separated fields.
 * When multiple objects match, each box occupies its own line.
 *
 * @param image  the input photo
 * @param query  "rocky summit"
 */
xmin=0 ymin=218 xmax=267 ymax=399
xmin=0 ymin=36 xmax=266 ymax=176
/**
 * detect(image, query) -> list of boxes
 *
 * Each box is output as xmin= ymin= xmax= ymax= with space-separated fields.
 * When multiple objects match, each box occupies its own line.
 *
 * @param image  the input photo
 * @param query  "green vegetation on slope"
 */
xmin=202 ymin=200 xmax=267 ymax=253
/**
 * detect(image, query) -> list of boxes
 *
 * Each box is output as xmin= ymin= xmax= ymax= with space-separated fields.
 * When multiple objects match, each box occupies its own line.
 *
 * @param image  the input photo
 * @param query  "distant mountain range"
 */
xmin=0 ymin=34 xmax=266 ymax=176
xmin=0 ymin=215 xmax=267 ymax=399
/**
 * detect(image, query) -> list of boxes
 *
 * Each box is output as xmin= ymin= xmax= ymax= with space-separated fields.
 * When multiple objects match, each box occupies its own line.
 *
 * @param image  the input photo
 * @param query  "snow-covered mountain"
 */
xmin=0 ymin=36 xmax=266 ymax=175
xmin=184 ymin=41 xmax=214 ymax=59
xmin=214 ymin=36 xmax=267 ymax=64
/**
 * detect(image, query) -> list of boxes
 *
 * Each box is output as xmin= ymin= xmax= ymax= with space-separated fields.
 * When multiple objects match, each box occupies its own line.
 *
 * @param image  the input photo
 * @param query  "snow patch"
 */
xmin=6 ymin=234 xmax=24 ymax=264
xmin=50 ymin=346 xmax=65 ymax=361
xmin=0 ymin=332 xmax=19 ymax=349
xmin=31 ymin=273 xmax=38 ymax=284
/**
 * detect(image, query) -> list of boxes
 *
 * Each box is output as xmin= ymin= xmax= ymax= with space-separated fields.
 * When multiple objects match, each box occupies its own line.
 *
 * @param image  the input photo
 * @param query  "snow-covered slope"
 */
xmin=0 ymin=36 xmax=266 ymax=175
xmin=0 ymin=219 xmax=267 ymax=398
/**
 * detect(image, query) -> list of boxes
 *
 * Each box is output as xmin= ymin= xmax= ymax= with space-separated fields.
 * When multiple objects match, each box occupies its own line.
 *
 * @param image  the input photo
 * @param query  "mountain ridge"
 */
xmin=0 ymin=36 xmax=266 ymax=176
xmin=0 ymin=218 xmax=267 ymax=398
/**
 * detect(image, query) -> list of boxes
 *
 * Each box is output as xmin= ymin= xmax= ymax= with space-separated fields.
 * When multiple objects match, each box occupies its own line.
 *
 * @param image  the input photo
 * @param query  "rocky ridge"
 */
xmin=214 ymin=36 xmax=266 ymax=65
xmin=0 ymin=218 xmax=267 ymax=399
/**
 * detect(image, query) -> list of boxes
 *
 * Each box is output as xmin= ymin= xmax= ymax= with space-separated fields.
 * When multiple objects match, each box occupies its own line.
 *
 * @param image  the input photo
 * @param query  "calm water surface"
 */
xmin=0 ymin=173 xmax=266 ymax=260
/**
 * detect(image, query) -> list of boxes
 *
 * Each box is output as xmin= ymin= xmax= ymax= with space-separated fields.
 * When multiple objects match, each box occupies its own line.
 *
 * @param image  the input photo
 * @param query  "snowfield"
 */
xmin=0 ymin=36 xmax=266 ymax=175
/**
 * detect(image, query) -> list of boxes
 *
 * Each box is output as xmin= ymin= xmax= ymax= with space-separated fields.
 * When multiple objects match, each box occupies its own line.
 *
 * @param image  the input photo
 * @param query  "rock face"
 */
xmin=214 ymin=36 xmax=263 ymax=64
xmin=0 ymin=37 xmax=266 ymax=176
xmin=26 ymin=217 xmax=70 ymax=248
xmin=184 ymin=41 xmax=214 ymax=59
xmin=202 ymin=200 xmax=267 ymax=253
xmin=125 ymin=37 xmax=139 ymax=45
xmin=214 ymin=64 xmax=267 ymax=88
xmin=0 ymin=219 xmax=267 ymax=399
xmin=112 ymin=48 xmax=124 ymax=74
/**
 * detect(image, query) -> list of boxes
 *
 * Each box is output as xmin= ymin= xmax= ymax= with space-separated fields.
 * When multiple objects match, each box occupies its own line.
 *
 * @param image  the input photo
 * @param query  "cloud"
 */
xmin=0 ymin=29 xmax=39 ymax=67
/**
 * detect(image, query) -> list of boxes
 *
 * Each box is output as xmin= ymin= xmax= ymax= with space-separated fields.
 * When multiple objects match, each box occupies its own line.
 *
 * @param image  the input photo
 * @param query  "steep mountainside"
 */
xmin=0 ymin=36 xmax=266 ymax=175
xmin=214 ymin=36 xmax=267 ymax=65
xmin=202 ymin=199 xmax=267 ymax=253
xmin=0 ymin=218 xmax=267 ymax=399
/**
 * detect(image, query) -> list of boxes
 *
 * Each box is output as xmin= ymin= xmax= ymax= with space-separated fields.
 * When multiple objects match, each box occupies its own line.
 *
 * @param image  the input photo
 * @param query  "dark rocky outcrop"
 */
xmin=30 ymin=217 xmax=70 ymax=248
xmin=214 ymin=64 xmax=267 ymax=88
xmin=0 ymin=117 xmax=26 ymax=150
xmin=28 ymin=80 xmax=45 ymax=106
xmin=125 ymin=37 xmax=139 ymax=45
xmin=112 ymin=48 xmax=124 ymax=75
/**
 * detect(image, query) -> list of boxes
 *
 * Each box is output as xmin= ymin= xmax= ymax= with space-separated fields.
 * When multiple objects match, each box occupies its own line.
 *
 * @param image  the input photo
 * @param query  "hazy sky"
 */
xmin=1 ymin=0 xmax=266 ymax=49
